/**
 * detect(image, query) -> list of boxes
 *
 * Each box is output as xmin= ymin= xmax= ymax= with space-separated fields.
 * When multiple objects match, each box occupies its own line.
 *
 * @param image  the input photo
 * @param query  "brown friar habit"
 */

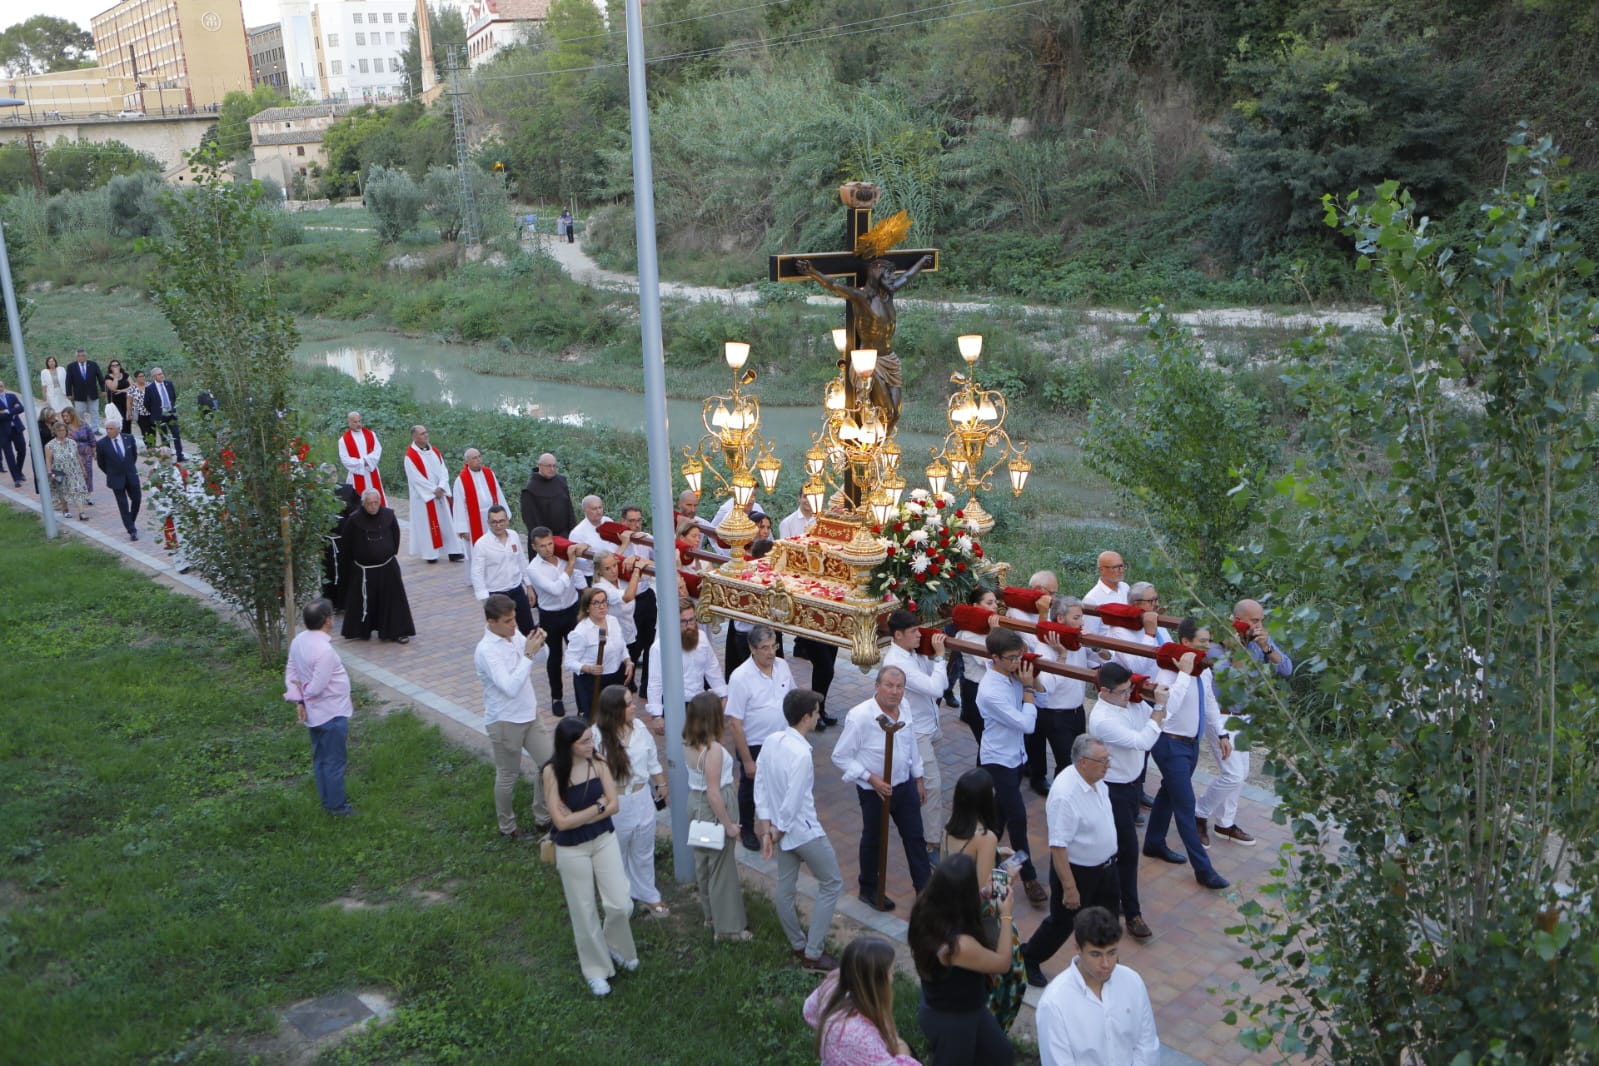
xmin=339 ymin=504 xmax=417 ymax=641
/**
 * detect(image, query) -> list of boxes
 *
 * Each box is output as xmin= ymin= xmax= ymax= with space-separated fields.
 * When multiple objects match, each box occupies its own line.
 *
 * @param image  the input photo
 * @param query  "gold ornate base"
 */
xmin=961 ymin=494 xmax=995 ymax=535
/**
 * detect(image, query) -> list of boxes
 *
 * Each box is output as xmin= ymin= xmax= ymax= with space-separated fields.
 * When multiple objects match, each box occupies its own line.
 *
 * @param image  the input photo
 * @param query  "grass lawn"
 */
xmin=0 ymin=506 xmax=967 ymax=1064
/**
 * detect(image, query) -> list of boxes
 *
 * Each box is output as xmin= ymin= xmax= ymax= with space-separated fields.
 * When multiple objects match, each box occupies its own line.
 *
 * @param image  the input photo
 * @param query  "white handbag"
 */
xmin=686 ymin=819 xmax=726 ymax=850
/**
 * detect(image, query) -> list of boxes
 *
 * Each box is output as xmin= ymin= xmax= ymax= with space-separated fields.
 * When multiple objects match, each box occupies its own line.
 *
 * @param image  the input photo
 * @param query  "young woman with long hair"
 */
xmin=906 ymin=854 xmax=1016 ymax=1064
xmin=941 ymin=769 xmax=1027 ymax=1031
xmin=542 ymin=716 xmax=638 ymax=997
xmin=566 ymin=586 xmax=632 ymax=720
xmin=592 ymin=684 xmax=668 ymax=917
xmin=682 ymin=691 xmax=749 ymax=939
xmin=802 ymin=935 xmax=920 ymax=1065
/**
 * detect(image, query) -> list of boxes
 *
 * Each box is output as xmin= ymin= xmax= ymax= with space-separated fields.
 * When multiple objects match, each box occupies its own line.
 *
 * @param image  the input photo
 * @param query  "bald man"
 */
xmin=1082 ymin=551 xmax=1130 ymax=640
xmin=452 ymin=448 xmax=508 ymax=581
xmin=1195 ymin=598 xmax=1291 ymax=847
xmin=519 ymin=452 xmax=575 ymax=558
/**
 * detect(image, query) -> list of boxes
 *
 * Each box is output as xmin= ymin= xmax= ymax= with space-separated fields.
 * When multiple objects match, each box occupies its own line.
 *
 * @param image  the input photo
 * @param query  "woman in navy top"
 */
xmin=543 ymin=716 xmax=639 ymax=997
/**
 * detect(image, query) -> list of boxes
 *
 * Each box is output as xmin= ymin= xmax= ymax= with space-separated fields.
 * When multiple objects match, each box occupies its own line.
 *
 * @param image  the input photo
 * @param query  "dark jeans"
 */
xmin=539 ymin=602 xmax=578 ymax=703
xmin=856 ymin=780 xmax=931 ymax=898
xmin=1 ymin=430 xmax=25 ymax=484
xmin=628 ymin=587 xmax=657 ymax=692
xmin=1146 ymin=734 xmax=1219 ymax=880
xmin=793 ymin=637 xmax=838 ymax=709
xmin=491 ymin=584 xmax=535 ymax=636
xmin=917 ymin=1001 xmax=1015 ymax=1066
xmin=308 ymin=715 xmax=350 ymax=812
xmin=574 ymin=667 xmax=626 ymax=721
xmin=1027 ymin=704 xmax=1085 ymax=790
xmin=1107 ymin=780 xmax=1145 ymax=918
xmin=736 ymin=742 xmax=762 ymax=838
xmin=1022 ymin=857 xmax=1120 ymax=967
xmin=980 ymin=762 xmax=1036 ymax=882
xmin=959 ymin=678 xmax=983 ymax=746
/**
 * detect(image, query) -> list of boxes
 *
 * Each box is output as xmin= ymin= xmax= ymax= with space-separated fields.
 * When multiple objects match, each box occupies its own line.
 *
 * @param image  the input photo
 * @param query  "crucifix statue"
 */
xmin=769 ymin=182 xmax=940 ymax=440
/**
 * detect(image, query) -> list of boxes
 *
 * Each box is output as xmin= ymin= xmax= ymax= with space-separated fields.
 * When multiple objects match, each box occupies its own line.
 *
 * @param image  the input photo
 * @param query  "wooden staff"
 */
xmin=942 ymin=636 xmax=1163 ymax=700
xmin=590 ymin=623 xmax=607 ymax=720
xmin=875 ymin=712 xmax=907 ymax=911
xmin=991 ymin=613 xmax=1179 ymax=667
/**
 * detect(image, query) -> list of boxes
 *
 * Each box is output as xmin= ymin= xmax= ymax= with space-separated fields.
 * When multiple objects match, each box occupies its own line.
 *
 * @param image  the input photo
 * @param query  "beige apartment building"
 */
xmin=90 ymin=0 xmax=254 ymax=111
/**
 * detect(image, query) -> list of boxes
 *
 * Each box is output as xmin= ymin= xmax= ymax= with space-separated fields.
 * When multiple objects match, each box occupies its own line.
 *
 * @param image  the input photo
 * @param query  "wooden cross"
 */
xmin=767 ymin=201 xmax=940 ymax=359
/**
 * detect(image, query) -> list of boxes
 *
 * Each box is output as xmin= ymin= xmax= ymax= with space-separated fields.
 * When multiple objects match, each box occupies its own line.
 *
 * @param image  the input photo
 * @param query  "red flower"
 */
xmin=894 ymin=522 xmax=905 ymax=532
xmin=974 ymin=546 xmax=985 ymax=558
xmin=955 ymin=509 xmax=965 ymax=518
xmin=885 ymin=546 xmax=897 ymax=556
xmin=935 ymin=498 xmax=947 ymax=509
xmin=907 ymin=600 xmax=918 ymax=611
xmin=916 ymin=573 xmax=928 ymax=583
xmin=957 ymin=562 xmax=967 ymax=572
xmin=872 ymin=525 xmax=882 ymax=535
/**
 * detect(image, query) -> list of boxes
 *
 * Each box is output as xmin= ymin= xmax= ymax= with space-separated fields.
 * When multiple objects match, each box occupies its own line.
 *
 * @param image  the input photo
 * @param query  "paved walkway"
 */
xmin=3 ymin=478 xmax=1284 ymax=1064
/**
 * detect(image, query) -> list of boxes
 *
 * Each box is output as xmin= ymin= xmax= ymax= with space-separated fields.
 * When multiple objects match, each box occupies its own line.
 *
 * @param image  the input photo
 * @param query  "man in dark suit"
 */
xmin=95 ymin=420 xmax=142 ymax=540
xmin=64 ymin=348 xmax=103 ymax=432
xmin=0 ymin=379 xmax=25 ymax=487
xmin=144 ymin=366 xmax=185 ymax=462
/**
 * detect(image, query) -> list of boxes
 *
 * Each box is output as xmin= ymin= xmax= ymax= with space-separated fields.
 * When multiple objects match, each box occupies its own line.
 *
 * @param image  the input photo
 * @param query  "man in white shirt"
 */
xmin=1114 ymin=582 xmax=1169 ymax=814
xmin=1081 ymin=551 xmax=1130 ymax=640
xmin=726 ymin=625 xmax=794 ymax=851
xmin=832 ymin=666 xmax=930 ymax=911
xmin=646 ymin=596 xmax=727 ymax=738
xmin=526 ymin=527 xmax=585 ymax=717
xmin=569 ymin=493 xmax=609 ymax=580
xmin=755 ymin=689 xmax=841 ymax=973
xmin=470 ymin=505 xmax=534 ymax=635
xmin=473 ymin=595 xmax=551 ymax=839
xmin=452 ymin=448 xmax=508 ymax=580
xmin=778 ymin=491 xmax=815 ymax=539
xmin=404 ymin=425 xmax=461 ymax=563
xmin=1088 ymin=662 xmax=1169 ymax=941
xmin=1021 ymin=735 xmax=1121 ymax=988
xmin=617 ymin=505 xmax=658 ymax=692
xmin=977 ymin=627 xmax=1048 ymax=905
xmin=880 ymin=610 xmax=948 ymax=865
xmin=1035 ymin=906 xmax=1160 ymax=1066
xmin=1144 ymin=620 xmax=1232 ymax=891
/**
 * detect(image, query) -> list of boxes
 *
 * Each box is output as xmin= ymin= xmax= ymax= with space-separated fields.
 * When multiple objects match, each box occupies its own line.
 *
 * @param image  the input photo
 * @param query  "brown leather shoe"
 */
xmin=1023 ymin=878 xmax=1048 ymax=905
xmin=1196 ymin=817 xmax=1212 ymax=849
xmin=1125 ymin=915 xmax=1154 ymax=940
xmin=797 ymin=950 xmax=839 ymax=973
xmin=1215 ymin=824 xmax=1258 ymax=846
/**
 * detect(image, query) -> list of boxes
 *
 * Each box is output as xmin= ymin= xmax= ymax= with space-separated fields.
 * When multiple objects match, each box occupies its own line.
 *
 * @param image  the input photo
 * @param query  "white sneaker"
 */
xmin=609 ymin=949 xmax=639 ymax=973
xmin=587 ymin=977 xmax=611 ymax=997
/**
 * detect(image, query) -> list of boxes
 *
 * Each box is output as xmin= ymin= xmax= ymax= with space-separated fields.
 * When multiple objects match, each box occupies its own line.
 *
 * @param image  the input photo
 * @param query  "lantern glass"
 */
xmin=869 ymin=490 xmax=894 ymax=525
xmin=757 ymin=454 xmax=782 ymax=492
xmin=732 ymin=474 xmax=756 ymax=509
xmin=805 ymin=445 xmax=826 ymax=477
xmin=977 ymin=399 xmax=998 ymax=422
xmin=882 ymin=440 xmax=901 ymax=472
xmin=850 ymin=348 xmax=878 ymax=376
xmin=957 ymin=334 xmax=983 ymax=363
xmin=803 ymin=478 xmax=827 ymax=517
xmin=884 ymin=471 xmax=906 ymax=507
xmin=824 ymin=380 xmax=846 ymax=411
xmin=926 ymin=460 xmax=949 ymax=497
xmin=831 ymin=328 xmax=848 ymax=354
xmin=1008 ymin=455 xmax=1032 ymax=495
xmin=950 ymin=457 xmax=969 ymax=483
xmin=724 ymin=341 xmax=750 ymax=369
xmin=681 ymin=458 xmax=703 ymax=495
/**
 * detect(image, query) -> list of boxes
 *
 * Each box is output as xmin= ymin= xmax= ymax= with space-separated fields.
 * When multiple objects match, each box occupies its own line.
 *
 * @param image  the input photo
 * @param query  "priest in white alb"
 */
xmin=452 ymin=447 xmax=507 ymax=581
xmin=404 ymin=424 xmax=461 ymax=563
xmin=337 ymin=411 xmax=385 ymax=506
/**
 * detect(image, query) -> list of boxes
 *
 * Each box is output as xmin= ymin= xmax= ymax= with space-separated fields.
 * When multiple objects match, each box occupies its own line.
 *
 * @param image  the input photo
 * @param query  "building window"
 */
xmin=398 ymin=12 xmax=407 ymax=23
xmin=354 ymin=32 xmax=365 ymax=45
xmin=358 ymin=58 xmax=369 ymax=72
xmin=383 ymin=11 xmax=393 ymax=21
xmin=330 ymin=59 xmax=341 ymax=74
xmin=296 ymin=146 xmax=305 ymax=156
xmin=327 ymin=32 xmax=338 ymax=46
xmin=389 ymin=56 xmax=400 ymax=71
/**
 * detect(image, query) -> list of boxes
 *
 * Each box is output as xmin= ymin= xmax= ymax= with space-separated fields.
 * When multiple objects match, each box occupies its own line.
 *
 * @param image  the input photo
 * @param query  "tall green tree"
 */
xmin=214 ymin=84 xmax=288 ymax=160
xmin=146 ymin=147 xmax=333 ymax=659
xmin=0 ymin=15 xmax=95 ymax=76
xmin=1227 ymin=132 xmax=1599 ymax=1064
xmin=401 ymin=3 xmax=466 ymax=96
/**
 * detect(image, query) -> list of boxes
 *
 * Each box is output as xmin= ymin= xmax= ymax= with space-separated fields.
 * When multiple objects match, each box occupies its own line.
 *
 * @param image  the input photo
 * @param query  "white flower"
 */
xmin=908 ymin=489 xmax=930 ymax=501
xmin=910 ymin=552 xmax=930 ymax=574
xmin=924 ymin=514 xmax=941 ymax=530
xmin=907 ymin=529 xmax=929 ymax=544
xmin=966 ymin=519 xmax=981 ymax=534
xmin=939 ymin=491 xmax=958 ymax=506
xmin=905 ymin=500 xmax=924 ymax=516
xmin=957 ymin=534 xmax=974 ymax=552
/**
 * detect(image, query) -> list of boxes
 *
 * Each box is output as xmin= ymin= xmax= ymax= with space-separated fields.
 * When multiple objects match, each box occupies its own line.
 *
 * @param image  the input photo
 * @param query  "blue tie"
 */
xmin=1195 ymin=676 xmax=1205 ymax=740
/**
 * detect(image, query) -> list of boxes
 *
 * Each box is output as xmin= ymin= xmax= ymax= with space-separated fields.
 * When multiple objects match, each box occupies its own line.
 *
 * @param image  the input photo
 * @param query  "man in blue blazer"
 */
xmin=143 ymin=367 xmax=185 ymax=463
xmin=0 ymin=379 xmax=25 ymax=487
xmin=95 ymin=420 xmax=142 ymax=540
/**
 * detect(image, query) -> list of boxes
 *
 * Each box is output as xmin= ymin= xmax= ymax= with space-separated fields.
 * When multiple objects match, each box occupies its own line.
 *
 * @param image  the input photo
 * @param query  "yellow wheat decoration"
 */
xmin=854 ymin=210 xmax=912 ymax=261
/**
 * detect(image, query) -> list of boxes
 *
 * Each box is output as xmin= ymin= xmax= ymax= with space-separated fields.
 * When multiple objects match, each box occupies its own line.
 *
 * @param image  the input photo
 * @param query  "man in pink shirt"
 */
xmin=285 ymin=598 xmax=356 ymax=816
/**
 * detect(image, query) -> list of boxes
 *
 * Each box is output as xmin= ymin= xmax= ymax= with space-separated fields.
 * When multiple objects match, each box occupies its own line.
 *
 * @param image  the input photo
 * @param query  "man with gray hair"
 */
xmin=519 ymin=452 xmax=576 ymax=558
xmin=725 ymin=624 xmax=794 ymax=851
xmin=452 ymin=447 xmax=508 ymax=580
xmin=1021 ymin=733 xmax=1121 ymax=987
xmin=568 ymin=492 xmax=610 ymax=581
xmin=143 ymin=366 xmax=185 ymax=462
xmin=404 ymin=425 xmax=461 ymax=564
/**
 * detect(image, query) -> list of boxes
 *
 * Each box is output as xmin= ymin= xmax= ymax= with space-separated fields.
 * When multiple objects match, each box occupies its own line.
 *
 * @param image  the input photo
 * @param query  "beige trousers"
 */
xmin=554 ymin=831 xmax=637 ymax=980
xmin=487 ymin=717 xmax=553 ymax=834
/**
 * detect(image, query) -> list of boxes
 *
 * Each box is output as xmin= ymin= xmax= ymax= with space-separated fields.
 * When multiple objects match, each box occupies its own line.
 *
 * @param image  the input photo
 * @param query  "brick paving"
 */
xmin=4 ymin=478 xmax=1286 ymax=1064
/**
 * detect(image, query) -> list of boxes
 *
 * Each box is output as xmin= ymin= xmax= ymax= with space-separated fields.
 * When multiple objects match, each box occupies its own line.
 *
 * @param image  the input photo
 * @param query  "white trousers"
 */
xmin=553 ymin=832 xmax=637 ymax=980
xmin=614 ymin=785 xmax=662 ymax=905
xmin=1195 ymin=729 xmax=1249 ymax=827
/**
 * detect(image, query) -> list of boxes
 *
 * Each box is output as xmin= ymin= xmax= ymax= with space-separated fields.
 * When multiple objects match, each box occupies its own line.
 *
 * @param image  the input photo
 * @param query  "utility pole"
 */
xmin=447 ymin=47 xmax=479 ymax=247
xmin=24 ymin=132 xmax=44 ymax=197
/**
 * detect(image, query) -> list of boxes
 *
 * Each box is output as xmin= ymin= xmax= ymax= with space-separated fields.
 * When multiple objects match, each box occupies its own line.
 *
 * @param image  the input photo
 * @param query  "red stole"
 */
xmin=457 ymin=464 xmax=501 ymax=542
xmin=406 ymin=445 xmax=445 ymax=550
xmin=342 ymin=428 xmax=385 ymax=505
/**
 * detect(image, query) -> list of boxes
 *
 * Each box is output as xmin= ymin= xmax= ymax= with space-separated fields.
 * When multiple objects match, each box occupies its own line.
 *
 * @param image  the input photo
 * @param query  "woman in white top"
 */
xmin=593 ymin=684 xmax=668 ymax=915
xmin=567 ymin=586 xmax=633 ymax=721
xmin=39 ymin=355 xmax=68 ymax=412
xmin=682 ymin=691 xmax=749 ymax=939
xmin=591 ymin=550 xmax=640 ymax=648
xmin=956 ymin=587 xmax=1000 ymax=744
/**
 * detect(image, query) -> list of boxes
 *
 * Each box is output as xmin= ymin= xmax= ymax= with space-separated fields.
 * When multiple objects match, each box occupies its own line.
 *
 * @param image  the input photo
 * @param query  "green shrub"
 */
xmin=364 ymin=165 xmax=426 ymax=243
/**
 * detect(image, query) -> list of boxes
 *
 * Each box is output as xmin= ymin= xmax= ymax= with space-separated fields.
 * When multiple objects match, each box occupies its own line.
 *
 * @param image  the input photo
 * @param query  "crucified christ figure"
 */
xmin=795 ymin=254 xmax=934 ymax=437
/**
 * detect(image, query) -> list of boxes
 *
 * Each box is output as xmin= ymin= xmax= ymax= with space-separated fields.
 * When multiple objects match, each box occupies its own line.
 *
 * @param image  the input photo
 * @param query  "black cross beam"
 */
xmin=768 ymin=205 xmax=940 ymax=287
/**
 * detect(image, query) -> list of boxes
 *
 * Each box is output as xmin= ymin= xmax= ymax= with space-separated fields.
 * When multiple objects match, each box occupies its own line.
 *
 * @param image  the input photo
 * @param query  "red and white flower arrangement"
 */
xmin=868 ymin=489 xmax=988 ymax=622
